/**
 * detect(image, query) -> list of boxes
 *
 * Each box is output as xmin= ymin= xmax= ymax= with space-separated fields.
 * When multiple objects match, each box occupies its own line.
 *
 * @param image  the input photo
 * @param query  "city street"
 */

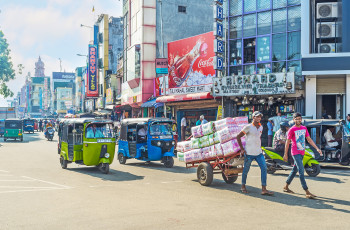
xmin=0 ymin=133 xmax=349 ymax=230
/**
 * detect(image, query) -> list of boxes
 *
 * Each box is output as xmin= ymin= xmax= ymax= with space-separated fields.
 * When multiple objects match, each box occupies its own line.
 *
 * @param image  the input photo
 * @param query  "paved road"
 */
xmin=0 ymin=132 xmax=349 ymax=230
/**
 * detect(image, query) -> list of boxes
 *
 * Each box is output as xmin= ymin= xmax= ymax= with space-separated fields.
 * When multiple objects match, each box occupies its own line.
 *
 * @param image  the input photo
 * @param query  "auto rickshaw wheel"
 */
xmin=118 ymin=153 xmax=127 ymax=164
xmin=163 ymin=156 xmax=174 ymax=168
xmin=305 ymin=164 xmax=320 ymax=177
xmin=197 ymin=162 xmax=213 ymax=186
xmin=20 ymin=137 xmax=23 ymax=142
xmin=4 ymin=138 xmax=6 ymax=142
xmin=99 ymin=163 xmax=109 ymax=174
xmin=60 ymin=156 xmax=67 ymax=169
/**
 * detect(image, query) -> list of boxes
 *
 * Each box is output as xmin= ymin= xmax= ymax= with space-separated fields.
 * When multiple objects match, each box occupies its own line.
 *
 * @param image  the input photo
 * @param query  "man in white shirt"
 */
xmin=324 ymin=127 xmax=340 ymax=148
xmin=138 ymin=126 xmax=147 ymax=141
xmin=181 ymin=116 xmax=186 ymax=141
xmin=270 ymin=112 xmax=283 ymax=133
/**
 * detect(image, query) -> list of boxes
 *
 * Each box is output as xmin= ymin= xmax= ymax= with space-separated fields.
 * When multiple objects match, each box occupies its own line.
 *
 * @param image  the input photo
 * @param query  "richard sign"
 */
xmin=213 ymin=72 xmax=295 ymax=96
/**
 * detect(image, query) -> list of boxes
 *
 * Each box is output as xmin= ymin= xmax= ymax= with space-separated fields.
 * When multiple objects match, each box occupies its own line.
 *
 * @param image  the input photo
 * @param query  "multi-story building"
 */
xmin=301 ymin=0 xmax=350 ymax=119
xmin=74 ymin=67 xmax=85 ymax=113
xmin=52 ymin=72 xmax=75 ymax=116
xmin=120 ymin=0 xmax=213 ymax=118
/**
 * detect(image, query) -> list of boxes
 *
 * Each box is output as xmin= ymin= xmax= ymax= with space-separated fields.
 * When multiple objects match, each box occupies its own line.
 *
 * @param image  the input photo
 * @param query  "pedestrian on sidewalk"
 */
xmin=283 ymin=112 xmax=323 ymax=199
xmin=181 ymin=116 xmax=186 ymax=141
xmin=267 ymin=118 xmax=274 ymax=147
xmin=237 ymin=111 xmax=274 ymax=196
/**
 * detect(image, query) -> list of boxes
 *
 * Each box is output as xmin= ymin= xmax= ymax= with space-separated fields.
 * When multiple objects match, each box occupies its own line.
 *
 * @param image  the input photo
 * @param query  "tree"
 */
xmin=0 ymin=30 xmax=15 ymax=98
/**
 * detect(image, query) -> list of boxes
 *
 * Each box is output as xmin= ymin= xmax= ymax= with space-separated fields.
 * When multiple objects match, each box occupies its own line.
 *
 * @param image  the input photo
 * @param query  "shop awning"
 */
xmin=141 ymin=99 xmax=164 ymax=108
xmin=94 ymin=110 xmax=111 ymax=116
xmin=156 ymin=92 xmax=214 ymax=103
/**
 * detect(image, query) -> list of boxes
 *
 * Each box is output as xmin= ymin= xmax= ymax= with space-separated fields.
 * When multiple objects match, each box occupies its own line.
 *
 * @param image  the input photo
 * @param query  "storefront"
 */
xmin=140 ymin=98 xmax=164 ymax=118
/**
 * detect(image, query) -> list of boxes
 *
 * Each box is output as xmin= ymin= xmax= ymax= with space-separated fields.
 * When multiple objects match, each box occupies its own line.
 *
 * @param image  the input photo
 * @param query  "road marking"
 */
xmin=0 ymin=186 xmax=60 ymax=189
xmin=161 ymin=181 xmax=183 ymax=184
xmin=0 ymin=170 xmax=10 ymax=173
xmin=21 ymin=176 xmax=71 ymax=189
xmin=0 ymin=179 xmax=34 ymax=182
xmin=0 ymin=188 xmax=68 ymax=194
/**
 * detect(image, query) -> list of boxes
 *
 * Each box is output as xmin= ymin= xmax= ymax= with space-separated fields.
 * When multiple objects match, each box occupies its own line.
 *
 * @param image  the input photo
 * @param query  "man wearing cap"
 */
xmin=237 ymin=111 xmax=274 ymax=195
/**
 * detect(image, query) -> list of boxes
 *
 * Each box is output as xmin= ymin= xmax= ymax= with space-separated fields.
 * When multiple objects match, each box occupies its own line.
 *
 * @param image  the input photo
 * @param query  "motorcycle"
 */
xmin=262 ymin=146 xmax=321 ymax=177
xmin=45 ymin=127 xmax=55 ymax=141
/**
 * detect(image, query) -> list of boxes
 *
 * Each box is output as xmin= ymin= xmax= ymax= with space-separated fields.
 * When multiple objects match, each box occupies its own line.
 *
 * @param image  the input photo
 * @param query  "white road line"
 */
xmin=89 ymin=185 xmax=113 ymax=188
xmin=21 ymin=176 xmax=71 ymax=189
xmin=161 ymin=181 xmax=183 ymax=184
xmin=0 ymin=186 xmax=59 ymax=189
xmin=0 ymin=170 xmax=10 ymax=173
xmin=0 ymin=180 xmax=34 ymax=182
xmin=0 ymin=188 xmax=68 ymax=194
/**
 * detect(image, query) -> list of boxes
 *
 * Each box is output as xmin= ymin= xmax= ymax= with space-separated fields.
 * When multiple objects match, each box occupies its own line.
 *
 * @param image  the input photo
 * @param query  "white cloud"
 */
xmin=0 ymin=0 xmax=122 ymax=106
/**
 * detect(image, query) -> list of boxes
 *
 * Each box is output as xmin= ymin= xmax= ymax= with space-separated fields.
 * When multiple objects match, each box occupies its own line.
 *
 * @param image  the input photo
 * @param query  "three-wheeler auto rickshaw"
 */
xmin=3 ymin=119 xmax=23 ymax=142
xmin=58 ymin=118 xmax=116 ymax=174
xmin=303 ymin=119 xmax=350 ymax=166
xmin=118 ymin=118 xmax=176 ymax=168
xmin=23 ymin=119 xmax=35 ymax=133
xmin=0 ymin=119 xmax=5 ymax=137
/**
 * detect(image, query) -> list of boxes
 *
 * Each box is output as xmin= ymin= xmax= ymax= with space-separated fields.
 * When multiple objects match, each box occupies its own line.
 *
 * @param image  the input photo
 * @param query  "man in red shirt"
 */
xmin=283 ymin=112 xmax=322 ymax=199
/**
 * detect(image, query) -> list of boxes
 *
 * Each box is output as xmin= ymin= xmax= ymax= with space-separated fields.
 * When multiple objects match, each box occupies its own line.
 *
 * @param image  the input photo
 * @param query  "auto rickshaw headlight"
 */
xmin=157 ymin=141 xmax=161 ymax=146
xmin=172 ymin=141 xmax=175 ymax=146
xmin=104 ymin=153 xmax=110 ymax=159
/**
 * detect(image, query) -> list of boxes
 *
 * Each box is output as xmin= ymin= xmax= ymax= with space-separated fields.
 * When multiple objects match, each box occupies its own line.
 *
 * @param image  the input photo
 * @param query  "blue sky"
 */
xmin=0 ymin=0 xmax=122 ymax=106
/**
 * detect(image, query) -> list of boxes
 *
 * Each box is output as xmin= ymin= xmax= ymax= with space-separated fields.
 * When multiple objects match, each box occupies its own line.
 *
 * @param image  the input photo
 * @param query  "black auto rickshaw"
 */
xmin=303 ymin=119 xmax=350 ymax=166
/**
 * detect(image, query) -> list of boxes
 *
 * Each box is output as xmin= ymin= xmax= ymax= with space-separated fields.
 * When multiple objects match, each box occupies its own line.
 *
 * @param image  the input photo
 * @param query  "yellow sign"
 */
xmin=217 ymin=105 xmax=223 ymax=120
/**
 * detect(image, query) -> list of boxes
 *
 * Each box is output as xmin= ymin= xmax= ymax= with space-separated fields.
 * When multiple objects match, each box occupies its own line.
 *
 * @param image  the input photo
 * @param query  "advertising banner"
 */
xmin=168 ymin=32 xmax=215 ymax=95
xmin=86 ymin=45 xmax=99 ymax=98
xmin=57 ymin=88 xmax=72 ymax=113
xmin=155 ymin=75 xmax=168 ymax=97
xmin=106 ymin=88 xmax=114 ymax=105
xmin=155 ymin=58 xmax=168 ymax=74
xmin=44 ymin=77 xmax=48 ymax=110
xmin=52 ymin=72 xmax=75 ymax=82
xmin=213 ymin=72 xmax=295 ymax=96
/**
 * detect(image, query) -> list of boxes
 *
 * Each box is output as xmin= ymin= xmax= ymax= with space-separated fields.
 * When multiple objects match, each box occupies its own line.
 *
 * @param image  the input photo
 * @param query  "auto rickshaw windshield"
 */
xmin=85 ymin=123 xmax=114 ymax=138
xmin=5 ymin=122 xmax=22 ymax=129
xmin=149 ymin=122 xmax=172 ymax=136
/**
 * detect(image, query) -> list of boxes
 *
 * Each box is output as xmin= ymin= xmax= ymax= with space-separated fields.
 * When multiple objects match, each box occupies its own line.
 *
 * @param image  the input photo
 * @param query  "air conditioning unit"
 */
xmin=317 ymin=2 xmax=338 ymax=19
xmin=318 ymin=43 xmax=341 ymax=53
xmin=316 ymin=22 xmax=338 ymax=38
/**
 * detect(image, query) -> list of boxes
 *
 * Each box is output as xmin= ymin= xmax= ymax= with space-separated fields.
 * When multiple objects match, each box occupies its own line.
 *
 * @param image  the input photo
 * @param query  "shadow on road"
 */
xmin=67 ymin=167 xmax=144 ymax=182
xmin=271 ymin=172 xmax=346 ymax=184
xmin=125 ymin=161 xmax=196 ymax=174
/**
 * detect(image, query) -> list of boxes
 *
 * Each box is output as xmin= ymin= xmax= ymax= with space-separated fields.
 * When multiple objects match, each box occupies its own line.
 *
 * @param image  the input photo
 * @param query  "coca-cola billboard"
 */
xmin=168 ymin=32 xmax=215 ymax=95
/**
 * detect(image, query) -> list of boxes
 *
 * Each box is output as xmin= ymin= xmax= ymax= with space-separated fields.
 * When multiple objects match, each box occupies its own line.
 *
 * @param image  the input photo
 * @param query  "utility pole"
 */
xmin=158 ymin=0 xmax=166 ymax=117
xmin=59 ymin=58 xmax=62 ymax=72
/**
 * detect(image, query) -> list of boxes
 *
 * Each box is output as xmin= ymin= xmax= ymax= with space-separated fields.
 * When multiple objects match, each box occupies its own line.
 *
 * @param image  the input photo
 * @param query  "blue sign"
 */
xmin=214 ymin=56 xmax=224 ymax=70
xmin=215 ymin=0 xmax=223 ymax=5
xmin=214 ymin=5 xmax=224 ymax=21
xmin=213 ymin=22 xmax=223 ymax=37
xmin=214 ymin=39 xmax=224 ymax=53
xmin=156 ymin=68 xmax=168 ymax=74
xmin=52 ymin=72 xmax=75 ymax=80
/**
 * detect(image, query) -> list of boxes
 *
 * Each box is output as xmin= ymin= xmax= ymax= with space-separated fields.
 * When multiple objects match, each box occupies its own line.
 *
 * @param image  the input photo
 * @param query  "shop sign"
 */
xmin=155 ymin=76 xmax=169 ymax=96
xmin=213 ymin=22 xmax=223 ymax=37
xmin=213 ymin=72 xmax=295 ymax=96
xmin=167 ymin=32 xmax=215 ymax=95
xmin=86 ymin=45 xmax=99 ymax=98
xmin=106 ymin=88 xmax=114 ymax=105
xmin=214 ymin=39 xmax=224 ymax=53
xmin=97 ymin=98 xmax=104 ymax=109
xmin=52 ymin=72 xmax=75 ymax=82
xmin=213 ymin=5 xmax=224 ymax=21
xmin=213 ymin=56 xmax=224 ymax=70
xmin=217 ymin=105 xmax=223 ymax=120
xmin=156 ymin=58 xmax=168 ymax=74
xmin=43 ymin=77 xmax=48 ymax=110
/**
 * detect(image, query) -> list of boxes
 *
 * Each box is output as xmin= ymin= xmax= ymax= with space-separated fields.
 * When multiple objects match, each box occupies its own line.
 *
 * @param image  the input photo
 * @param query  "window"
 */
xmin=272 ymin=33 xmax=286 ymax=61
xmin=288 ymin=31 xmax=301 ymax=60
xmin=229 ymin=16 xmax=242 ymax=39
xmin=287 ymin=60 xmax=301 ymax=73
xmin=243 ymin=14 xmax=256 ymax=37
xmin=257 ymin=36 xmax=270 ymax=62
xmin=178 ymin=6 xmax=186 ymax=13
xmin=273 ymin=61 xmax=286 ymax=72
xmin=288 ymin=0 xmax=300 ymax=5
xmin=257 ymin=63 xmax=272 ymax=74
xmin=258 ymin=11 xmax=271 ymax=35
xmin=257 ymin=0 xmax=270 ymax=10
xmin=244 ymin=65 xmax=256 ymax=75
xmin=229 ymin=0 xmax=242 ymax=16
xmin=229 ymin=40 xmax=243 ymax=65
xmin=230 ymin=66 xmax=243 ymax=75
xmin=244 ymin=0 xmax=256 ymax=12
xmin=243 ymin=38 xmax=256 ymax=63
xmin=288 ymin=6 xmax=301 ymax=31
xmin=273 ymin=0 xmax=287 ymax=9
xmin=273 ymin=9 xmax=286 ymax=33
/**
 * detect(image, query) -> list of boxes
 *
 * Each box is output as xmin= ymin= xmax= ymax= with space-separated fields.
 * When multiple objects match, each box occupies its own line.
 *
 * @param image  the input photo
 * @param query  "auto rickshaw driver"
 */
xmin=86 ymin=124 xmax=104 ymax=138
xmin=138 ymin=125 xmax=147 ymax=142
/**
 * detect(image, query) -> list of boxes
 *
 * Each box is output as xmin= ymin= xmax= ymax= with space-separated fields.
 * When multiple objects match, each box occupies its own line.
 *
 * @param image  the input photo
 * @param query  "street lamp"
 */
xmin=76 ymin=54 xmax=88 ymax=57
xmin=80 ymin=24 xmax=93 ymax=29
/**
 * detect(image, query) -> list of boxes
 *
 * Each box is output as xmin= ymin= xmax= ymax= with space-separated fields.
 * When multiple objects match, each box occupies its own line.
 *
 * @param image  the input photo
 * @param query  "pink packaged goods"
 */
xmin=221 ymin=138 xmax=246 ymax=156
xmin=217 ymin=126 xmax=241 ymax=143
xmin=214 ymin=118 xmax=235 ymax=131
xmin=214 ymin=143 xmax=224 ymax=157
xmin=184 ymin=151 xmax=194 ymax=163
xmin=233 ymin=116 xmax=249 ymax=126
xmin=201 ymin=121 xmax=215 ymax=135
xmin=191 ymin=125 xmax=203 ymax=138
xmin=177 ymin=141 xmax=192 ymax=152
xmin=192 ymin=149 xmax=202 ymax=161
xmin=201 ymin=147 xmax=211 ymax=159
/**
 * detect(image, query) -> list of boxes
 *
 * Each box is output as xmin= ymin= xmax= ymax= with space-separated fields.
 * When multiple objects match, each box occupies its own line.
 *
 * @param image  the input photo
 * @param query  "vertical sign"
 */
xmin=213 ymin=0 xmax=224 ymax=72
xmin=44 ymin=78 xmax=48 ymax=110
xmin=86 ymin=45 xmax=99 ymax=98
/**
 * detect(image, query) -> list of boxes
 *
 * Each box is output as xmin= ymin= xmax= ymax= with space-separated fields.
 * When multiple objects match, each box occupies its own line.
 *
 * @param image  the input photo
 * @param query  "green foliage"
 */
xmin=0 ymin=30 xmax=15 ymax=98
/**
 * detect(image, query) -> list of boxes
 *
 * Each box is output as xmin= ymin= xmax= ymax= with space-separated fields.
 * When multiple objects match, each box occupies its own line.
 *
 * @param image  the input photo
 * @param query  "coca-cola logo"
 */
xmin=198 ymin=57 xmax=214 ymax=68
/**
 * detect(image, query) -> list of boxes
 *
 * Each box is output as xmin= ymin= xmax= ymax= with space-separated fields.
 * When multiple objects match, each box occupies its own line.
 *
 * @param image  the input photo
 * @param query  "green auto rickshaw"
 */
xmin=3 ymin=119 xmax=23 ymax=142
xmin=58 ymin=118 xmax=116 ymax=174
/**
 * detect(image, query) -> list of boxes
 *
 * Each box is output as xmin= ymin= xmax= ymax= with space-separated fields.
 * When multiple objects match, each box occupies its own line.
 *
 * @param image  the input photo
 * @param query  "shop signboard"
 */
xmin=155 ymin=76 xmax=169 ymax=97
xmin=155 ymin=58 xmax=168 ymax=74
xmin=43 ymin=77 xmax=48 ymax=110
xmin=217 ymin=105 xmax=223 ymax=120
xmin=213 ymin=72 xmax=295 ymax=96
xmin=167 ymin=31 xmax=215 ymax=95
xmin=52 ymin=72 xmax=75 ymax=82
xmin=86 ymin=45 xmax=99 ymax=98
xmin=97 ymin=98 xmax=104 ymax=109
xmin=106 ymin=88 xmax=114 ymax=105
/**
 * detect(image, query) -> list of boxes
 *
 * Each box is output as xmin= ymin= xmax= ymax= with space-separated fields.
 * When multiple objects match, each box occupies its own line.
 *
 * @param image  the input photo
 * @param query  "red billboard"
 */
xmin=168 ymin=32 xmax=215 ymax=95
xmin=86 ymin=45 xmax=99 ymax=98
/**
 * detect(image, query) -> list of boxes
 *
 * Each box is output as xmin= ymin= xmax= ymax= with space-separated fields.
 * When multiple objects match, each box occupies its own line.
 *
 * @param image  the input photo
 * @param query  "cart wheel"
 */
xmin=60 ymin=156 xmax=67 ymax=169
xmin=305 ymin=164 xmax=320 ymax=177
xmin=197 ymin=162 xmax=213 ymax=186
xmin=222 ymin=172 xmax=238 ymax=184
xmin=99 ymin=163 xmax=109 ymax=174
xmin=118 ymin=153 xmax=127 ymax=164
xmin=163 ymin=156 xmax=174 ymax=168
xmin=20 ymin=137 xmax=23 ymax=142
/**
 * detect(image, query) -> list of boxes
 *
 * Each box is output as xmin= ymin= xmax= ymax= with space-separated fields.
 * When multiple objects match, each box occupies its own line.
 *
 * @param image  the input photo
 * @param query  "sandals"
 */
xmin=283 ymin=188 xmax=295 ymax=194
xmin=240 ymin=188 xmax=249 ymax=194
xmin=306 ymin=194 xmax=317 ymax=199
xmin=261 ymin=190 xmax=274 ymax=196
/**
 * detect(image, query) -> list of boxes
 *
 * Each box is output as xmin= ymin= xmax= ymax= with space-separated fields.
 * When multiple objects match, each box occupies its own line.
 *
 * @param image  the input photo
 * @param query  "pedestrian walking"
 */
xmin=267 ymin=118 xmax=273 ymax=147
xmin=283 ymin=112 xmax=323 ymax=199
xmin=181 ymin=116 xmax=186 ymax=141
xmin=237 ymin=111 xmax=274 ymax=195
